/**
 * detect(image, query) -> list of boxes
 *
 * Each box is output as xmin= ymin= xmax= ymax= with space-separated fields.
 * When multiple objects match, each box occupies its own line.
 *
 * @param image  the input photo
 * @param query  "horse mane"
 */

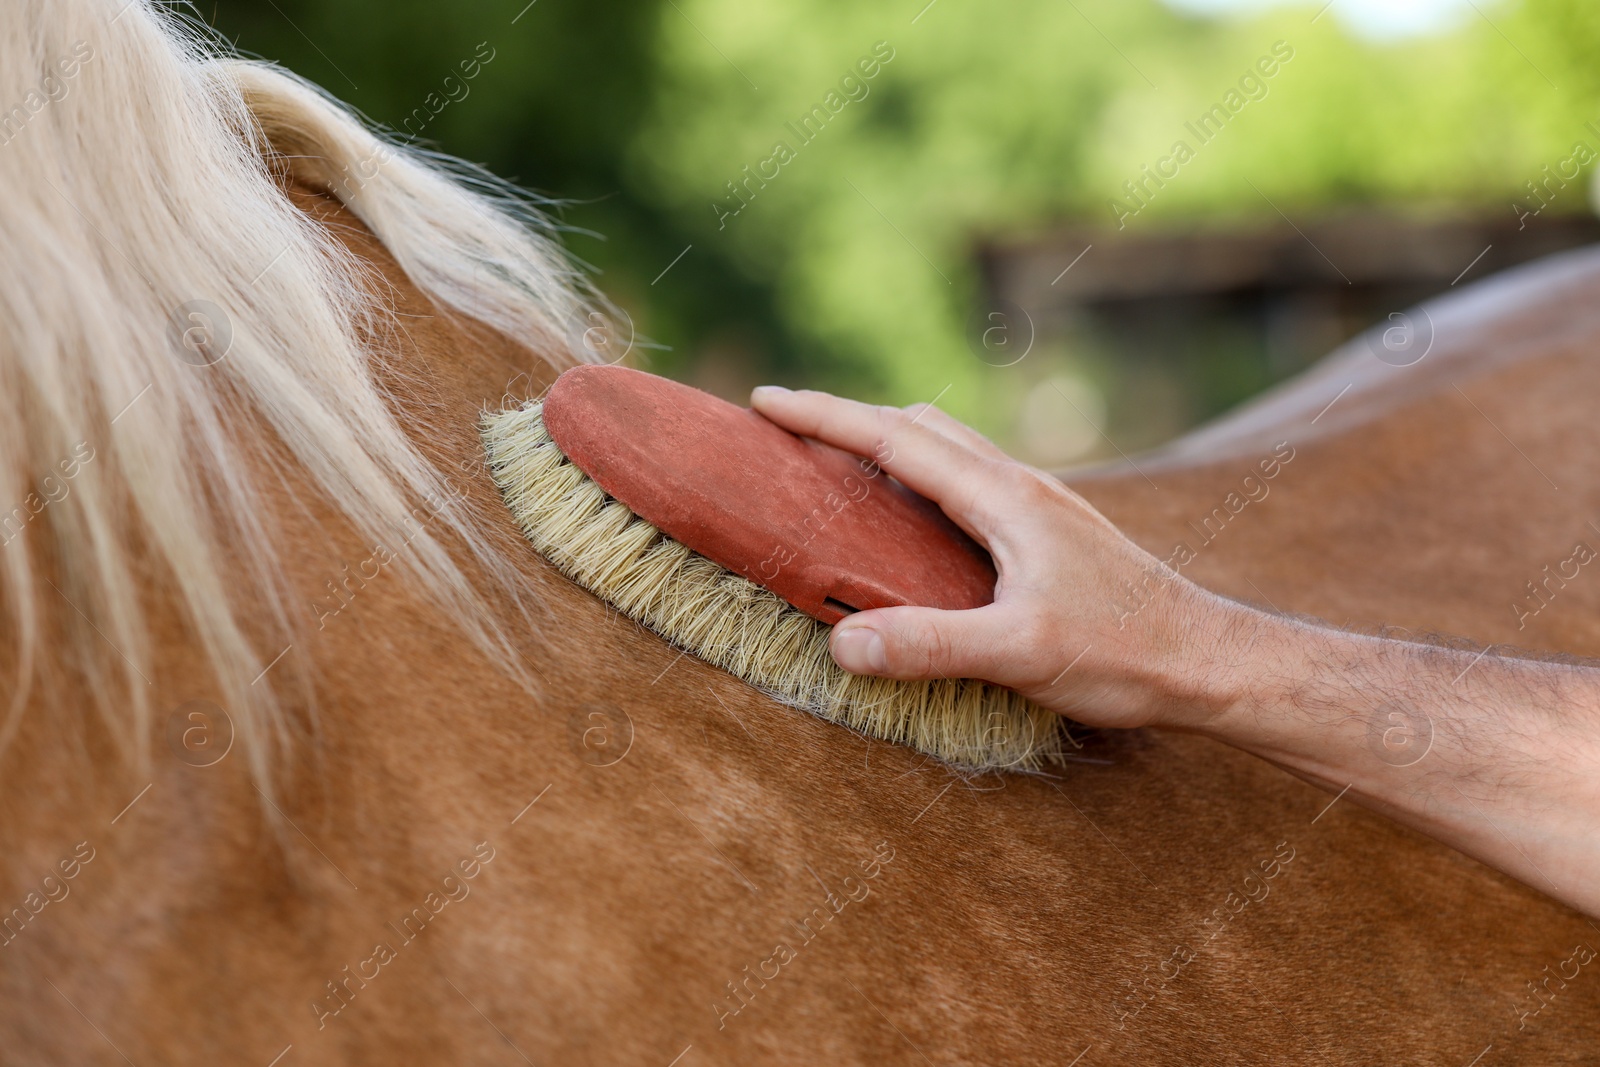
xmin=0 ymin=0 xmax=604 ymax=784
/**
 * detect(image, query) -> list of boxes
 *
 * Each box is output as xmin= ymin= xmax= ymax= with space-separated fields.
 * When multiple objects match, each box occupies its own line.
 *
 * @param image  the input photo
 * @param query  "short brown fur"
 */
xmin=3 ymin=183 xmax=1598 ymax=1065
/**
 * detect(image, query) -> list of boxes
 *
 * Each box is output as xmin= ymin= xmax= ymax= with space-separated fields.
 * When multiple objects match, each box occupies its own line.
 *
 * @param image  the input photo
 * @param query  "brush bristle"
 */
xmin=481 ymin=401 xmax=1068 ymax=771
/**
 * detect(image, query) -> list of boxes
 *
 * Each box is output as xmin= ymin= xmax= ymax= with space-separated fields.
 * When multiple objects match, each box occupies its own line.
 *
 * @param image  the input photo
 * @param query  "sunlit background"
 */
xmin=212 ymin=0 xmax=1600 ymax=465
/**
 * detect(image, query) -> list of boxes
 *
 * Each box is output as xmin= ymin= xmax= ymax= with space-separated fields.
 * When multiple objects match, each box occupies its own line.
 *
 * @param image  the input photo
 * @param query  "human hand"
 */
xmin=750 ymin=386 xmax=1259 ymax=730
xmin=754 ymin=389 xmax=1600 ymax=919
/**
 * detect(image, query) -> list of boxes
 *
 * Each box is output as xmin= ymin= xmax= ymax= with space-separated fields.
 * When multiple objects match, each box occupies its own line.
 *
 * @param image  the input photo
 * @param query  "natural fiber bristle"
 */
xmin=481 ymin=401 xmax=1067 ymax=771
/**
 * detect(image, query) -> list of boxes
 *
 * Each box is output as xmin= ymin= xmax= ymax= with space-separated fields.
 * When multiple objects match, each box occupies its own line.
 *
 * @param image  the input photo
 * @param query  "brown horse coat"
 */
xmin=3 ymin=181 xmax=1598 ymax=1065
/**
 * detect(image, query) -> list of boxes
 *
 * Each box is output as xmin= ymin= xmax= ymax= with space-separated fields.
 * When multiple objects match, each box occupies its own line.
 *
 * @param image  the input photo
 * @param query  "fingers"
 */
xmin=830 ymin=604 xmax=1016 ymax=683
xmin=751 ymin=386 xmax=1007 ymax=535
xmin=900 ymin=402 xmax=1011 ymax=462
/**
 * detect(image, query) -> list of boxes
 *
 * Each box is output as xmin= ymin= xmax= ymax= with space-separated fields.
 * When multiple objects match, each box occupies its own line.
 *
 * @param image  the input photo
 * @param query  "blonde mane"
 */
xmin=0 ymin=0 xmax=603 ymax=783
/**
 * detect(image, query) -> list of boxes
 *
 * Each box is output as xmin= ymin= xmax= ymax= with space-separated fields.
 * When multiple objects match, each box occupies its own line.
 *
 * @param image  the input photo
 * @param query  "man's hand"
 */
xmin=754 ymin=384 xmax=1600 ymax=918
xmin=751 ymin=385 xmax=1256 ymax=731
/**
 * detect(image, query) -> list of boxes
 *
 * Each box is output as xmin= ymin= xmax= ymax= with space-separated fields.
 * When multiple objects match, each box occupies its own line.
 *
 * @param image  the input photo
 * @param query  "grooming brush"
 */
xmin=481 ymin=365 xmax=1066 ymax=770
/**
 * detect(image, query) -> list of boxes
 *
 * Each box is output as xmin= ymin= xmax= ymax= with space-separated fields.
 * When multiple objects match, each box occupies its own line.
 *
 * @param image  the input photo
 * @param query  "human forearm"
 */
xmin=1197 ymin=610 xmax=1600 ymax=916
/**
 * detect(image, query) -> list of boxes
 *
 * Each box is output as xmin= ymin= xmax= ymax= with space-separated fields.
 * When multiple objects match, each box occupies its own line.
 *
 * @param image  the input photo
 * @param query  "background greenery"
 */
xmin=209 ymin=0 xmax=1600 ymax=456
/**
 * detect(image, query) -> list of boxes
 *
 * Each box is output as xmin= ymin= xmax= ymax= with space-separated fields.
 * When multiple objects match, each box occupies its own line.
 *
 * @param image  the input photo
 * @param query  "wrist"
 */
xmin=1148 ymin=589 xmax=1286 ymax=733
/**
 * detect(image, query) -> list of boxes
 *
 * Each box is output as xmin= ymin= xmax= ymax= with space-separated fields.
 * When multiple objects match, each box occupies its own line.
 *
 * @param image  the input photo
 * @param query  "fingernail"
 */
xmin=752 ymin=385 xmax=791 ymax=400
xmin=832 ymin=625 xmax=886 ymax=673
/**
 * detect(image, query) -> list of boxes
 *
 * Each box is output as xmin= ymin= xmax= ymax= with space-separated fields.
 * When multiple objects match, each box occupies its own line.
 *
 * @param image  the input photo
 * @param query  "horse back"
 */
xmin=7 ymin=187 xmax=1598 ymax=1065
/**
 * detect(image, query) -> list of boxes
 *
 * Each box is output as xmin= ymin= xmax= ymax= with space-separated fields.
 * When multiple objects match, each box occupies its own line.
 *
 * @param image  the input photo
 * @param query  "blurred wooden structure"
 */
xmin=975 ymin=210 xmax=1600 ymax=449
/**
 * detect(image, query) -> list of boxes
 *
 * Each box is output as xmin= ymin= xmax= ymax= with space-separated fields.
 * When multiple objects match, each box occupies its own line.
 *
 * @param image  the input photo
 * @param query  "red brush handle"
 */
xmin=541 ymin=366 xmax=996 ymax=624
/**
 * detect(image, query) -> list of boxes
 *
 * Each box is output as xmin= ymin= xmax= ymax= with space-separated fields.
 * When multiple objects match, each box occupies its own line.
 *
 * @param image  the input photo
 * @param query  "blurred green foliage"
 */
xmin=210 ymin=0 xmax=1600 ymax=441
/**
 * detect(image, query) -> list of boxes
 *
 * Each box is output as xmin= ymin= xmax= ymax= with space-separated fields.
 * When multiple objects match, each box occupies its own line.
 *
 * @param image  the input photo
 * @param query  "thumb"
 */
xmin=829 ymin=605 xmax=1009 ymax=682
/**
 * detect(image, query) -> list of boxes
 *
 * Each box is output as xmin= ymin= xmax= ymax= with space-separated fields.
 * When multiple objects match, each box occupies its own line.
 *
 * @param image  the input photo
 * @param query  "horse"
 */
xmin=3 ymin=2 xmax=1597 ymax=1064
